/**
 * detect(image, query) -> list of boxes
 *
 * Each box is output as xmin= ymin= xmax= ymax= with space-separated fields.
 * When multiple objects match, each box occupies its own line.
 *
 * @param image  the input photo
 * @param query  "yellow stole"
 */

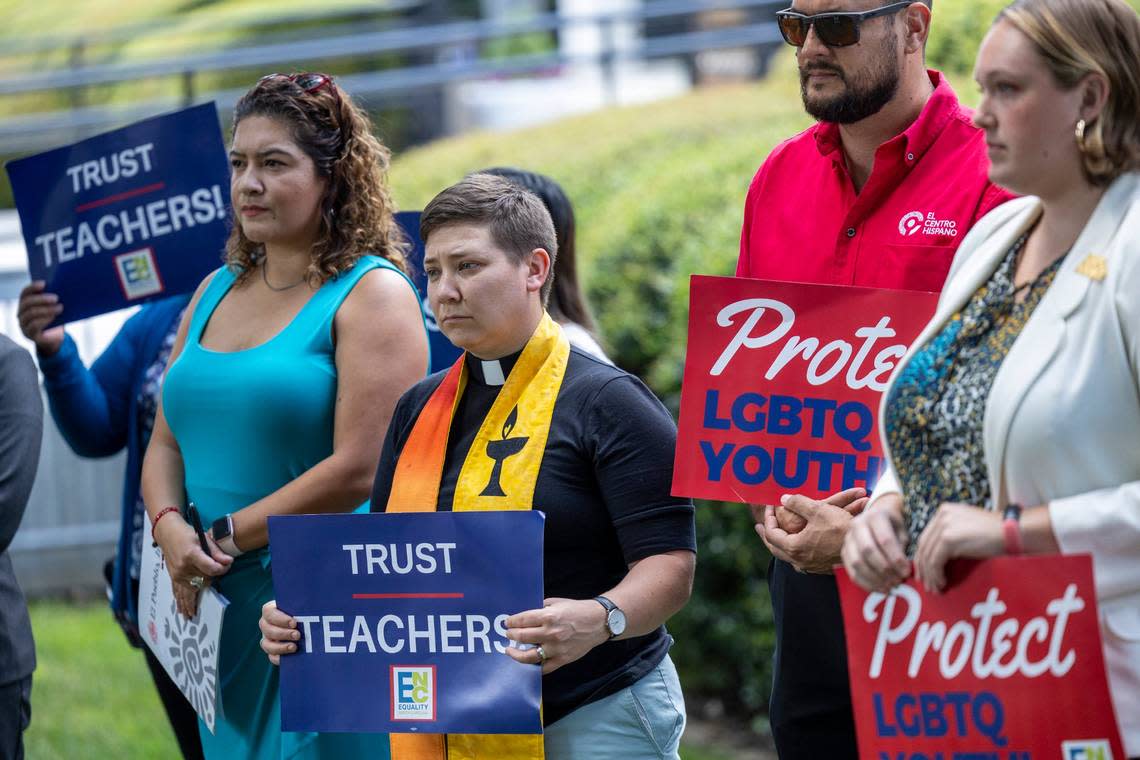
xmin=386 ymin=313 xmax=569 ymax=760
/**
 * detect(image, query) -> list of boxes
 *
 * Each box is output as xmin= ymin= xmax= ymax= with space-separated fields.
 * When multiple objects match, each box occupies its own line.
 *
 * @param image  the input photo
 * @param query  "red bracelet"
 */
xmin=151 ymin=506 xmax=181 ymax=533
xmin=1002 ymin=504 xmax=1024 ymax=555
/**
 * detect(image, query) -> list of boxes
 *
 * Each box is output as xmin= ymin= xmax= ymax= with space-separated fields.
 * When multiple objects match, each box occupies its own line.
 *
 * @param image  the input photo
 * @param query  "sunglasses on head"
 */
xmin=776 ymin=1 xmax=914 ymax=48
xmin=257 ymin=72 xmax=340 ymax=102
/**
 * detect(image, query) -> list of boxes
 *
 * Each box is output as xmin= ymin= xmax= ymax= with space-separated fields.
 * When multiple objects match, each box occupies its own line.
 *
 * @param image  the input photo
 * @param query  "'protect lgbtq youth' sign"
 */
xmin=836 ymin=556 xmax=1125 ymax=759
xmin=672 ymin=275 xmax=937 ymax=505
xmin=5 ymin=103 xmax=230 ymax=325
xmin=269 ymin=511 xmax=544 ymax=734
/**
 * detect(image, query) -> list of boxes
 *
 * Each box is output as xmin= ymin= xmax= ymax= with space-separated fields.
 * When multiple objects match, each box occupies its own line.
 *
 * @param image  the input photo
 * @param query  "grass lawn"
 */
xmin=26 ymin=601 xmax=735 ymax=759
xmin=26 ymin=601 xmax=180 ymax=758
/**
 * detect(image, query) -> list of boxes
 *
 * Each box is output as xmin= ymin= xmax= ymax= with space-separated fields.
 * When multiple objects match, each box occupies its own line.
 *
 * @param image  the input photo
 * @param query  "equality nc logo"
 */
xmin=1062 ymin=740 xmax=1114 ymax=760
xmin=898 ymin=211 xmax=925 ymax=236
xmin=391 ymin=666 xmax=437 ymax=721
xmin=114 ymin=247 xmax=164 ymax=299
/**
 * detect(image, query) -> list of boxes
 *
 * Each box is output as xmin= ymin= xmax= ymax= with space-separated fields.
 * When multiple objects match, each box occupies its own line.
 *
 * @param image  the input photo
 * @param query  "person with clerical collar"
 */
xmin=261 ymin=173 xmax=697 ymax=760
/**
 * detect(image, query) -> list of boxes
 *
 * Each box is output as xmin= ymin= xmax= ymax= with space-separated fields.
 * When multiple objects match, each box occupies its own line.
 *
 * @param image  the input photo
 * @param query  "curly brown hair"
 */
xmin=225 ymin=73 xmax=407 ymax=284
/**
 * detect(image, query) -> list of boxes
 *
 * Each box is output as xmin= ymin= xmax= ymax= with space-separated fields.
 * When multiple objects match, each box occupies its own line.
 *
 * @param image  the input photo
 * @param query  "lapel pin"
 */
xmin=1075 ymin=253 xmax=1107 ymax=281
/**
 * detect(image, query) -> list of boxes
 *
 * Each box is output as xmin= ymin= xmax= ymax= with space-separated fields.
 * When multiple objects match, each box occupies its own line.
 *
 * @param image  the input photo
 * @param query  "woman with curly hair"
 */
xmin=141 ymin=72 xmax=429 ymax=759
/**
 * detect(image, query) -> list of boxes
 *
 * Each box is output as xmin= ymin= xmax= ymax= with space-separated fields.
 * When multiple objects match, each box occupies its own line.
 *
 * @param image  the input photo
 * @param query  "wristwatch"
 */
xmin=594 ymin=596 xmax=627 ymax=639
xmin=210 ymin=514 xmax=244 ymax=557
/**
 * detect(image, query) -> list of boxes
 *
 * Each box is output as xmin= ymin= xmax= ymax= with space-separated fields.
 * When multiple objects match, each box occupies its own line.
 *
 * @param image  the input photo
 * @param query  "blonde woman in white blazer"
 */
xmin=841 ymin=0 xmax=1140 ymax=754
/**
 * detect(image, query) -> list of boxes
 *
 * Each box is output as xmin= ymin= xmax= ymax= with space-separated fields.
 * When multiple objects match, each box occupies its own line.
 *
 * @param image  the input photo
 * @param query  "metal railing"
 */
xmin=0 ymin=1 xmax=426 ymax=58
xmin=1 ymin=0 xmax=785 ymax=156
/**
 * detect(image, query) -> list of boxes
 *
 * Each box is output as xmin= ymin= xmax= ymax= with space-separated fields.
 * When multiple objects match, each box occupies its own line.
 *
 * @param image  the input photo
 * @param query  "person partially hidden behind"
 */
xmin=735 ymin=1 xmax=1012 ymax=757
xmin=0 ymin=336 xmax=43 ymax=760
xmin=17 ymin=283 xmax=201 ymax=759
xmin=261 ymin=173 xmax=696 ymax=760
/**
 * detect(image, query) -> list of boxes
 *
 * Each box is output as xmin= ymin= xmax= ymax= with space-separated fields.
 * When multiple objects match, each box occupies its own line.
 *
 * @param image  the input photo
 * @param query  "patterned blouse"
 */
xmin=884 ymin=233 xmax=1064 ymax=554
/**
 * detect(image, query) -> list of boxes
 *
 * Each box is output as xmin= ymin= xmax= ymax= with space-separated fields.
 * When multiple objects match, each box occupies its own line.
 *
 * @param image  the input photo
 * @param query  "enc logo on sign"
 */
xmin=114 ymin=247 xmax=164 ymax=300
xmin=1062 ymin=739 xmax=1114 ymax=760
xmin=391 ymin=665 xmax=437 ymax=722
xmin=898 ymin=211 xmax=925 ymax=236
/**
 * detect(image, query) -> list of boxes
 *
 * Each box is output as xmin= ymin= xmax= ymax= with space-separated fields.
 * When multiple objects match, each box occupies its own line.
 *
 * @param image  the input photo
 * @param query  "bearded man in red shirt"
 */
xmin=736 ymin=2 xmax=1012 ymax=758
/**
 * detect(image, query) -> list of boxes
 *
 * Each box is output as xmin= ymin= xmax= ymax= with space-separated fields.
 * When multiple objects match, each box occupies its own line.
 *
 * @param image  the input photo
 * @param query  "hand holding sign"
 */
xmin=16 ymin=281 xmax=65 ymax=355
xmin=913 ymin=501 xmax=1005 ymax=593
xmin=151 ymin=513 xmax=232 ymax=617
xmin=259 ymin=600 xmax=300 ymax=665
xmin=753 ymin=486 xmax=868 ymax=573
xmin=842 ymin=493 xmax=910 ymax=593
xmin=504 ymin=598 xmax=609 ymax=674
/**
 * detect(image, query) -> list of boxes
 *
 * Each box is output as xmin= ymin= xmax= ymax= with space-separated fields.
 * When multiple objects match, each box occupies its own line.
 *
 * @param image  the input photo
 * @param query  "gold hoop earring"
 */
xmin=1075 ymin=119 xmax=1088 ymax=155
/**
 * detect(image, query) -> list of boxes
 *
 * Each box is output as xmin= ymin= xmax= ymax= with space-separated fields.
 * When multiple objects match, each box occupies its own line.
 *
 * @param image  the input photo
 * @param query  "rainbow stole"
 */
xmin=386 ymin=313 xmax=568 ymax=760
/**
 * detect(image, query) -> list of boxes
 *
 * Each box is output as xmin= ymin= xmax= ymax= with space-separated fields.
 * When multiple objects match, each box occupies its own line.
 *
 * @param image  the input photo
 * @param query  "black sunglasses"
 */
xmin=776 ymin=2 xmax=914 ymax=48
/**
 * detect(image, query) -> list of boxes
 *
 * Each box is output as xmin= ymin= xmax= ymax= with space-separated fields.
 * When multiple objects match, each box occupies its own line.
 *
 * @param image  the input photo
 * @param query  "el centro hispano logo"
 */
xmin=898 ymin=211 xmax=926 ymax=236
xmin=391 ymin=665 xmax=437 ymax=721
xmin=898 ymin=210 xmax=959 ymax=238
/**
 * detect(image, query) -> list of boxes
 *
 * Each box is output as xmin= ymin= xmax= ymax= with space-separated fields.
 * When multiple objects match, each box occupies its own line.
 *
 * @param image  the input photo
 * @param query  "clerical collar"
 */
xmin=465 ymin=350 xmax=522 ymax=387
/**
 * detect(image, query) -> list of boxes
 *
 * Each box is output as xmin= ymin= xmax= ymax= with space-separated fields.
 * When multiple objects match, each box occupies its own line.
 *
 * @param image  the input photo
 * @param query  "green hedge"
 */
xmin=927 ymin=0 xmax=1013 ymax=76
xmin=927 ymin=0 xmax=1140 ymax=77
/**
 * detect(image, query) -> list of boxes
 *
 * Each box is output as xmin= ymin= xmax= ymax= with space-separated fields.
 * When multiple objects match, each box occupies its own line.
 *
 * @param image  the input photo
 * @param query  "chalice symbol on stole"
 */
xmin=481 ymin=406 xmax=529 ymax=497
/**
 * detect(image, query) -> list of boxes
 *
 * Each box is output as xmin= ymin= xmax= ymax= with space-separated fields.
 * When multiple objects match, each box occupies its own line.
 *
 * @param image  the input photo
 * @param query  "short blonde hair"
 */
xmin=998 ymin=0 xmax=1140 ymax=185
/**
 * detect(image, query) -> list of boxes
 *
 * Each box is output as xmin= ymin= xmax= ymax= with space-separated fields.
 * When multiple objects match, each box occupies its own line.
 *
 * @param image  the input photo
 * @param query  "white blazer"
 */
xmin=872 ymin=172 xmax=1140 ymax=753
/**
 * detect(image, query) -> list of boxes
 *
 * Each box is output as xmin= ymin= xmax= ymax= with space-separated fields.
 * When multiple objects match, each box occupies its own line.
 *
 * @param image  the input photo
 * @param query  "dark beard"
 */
xmin=802 ymin=67 xmax=899 ymax=123
xmin=799 ymin=32 xmax=902 ymax=124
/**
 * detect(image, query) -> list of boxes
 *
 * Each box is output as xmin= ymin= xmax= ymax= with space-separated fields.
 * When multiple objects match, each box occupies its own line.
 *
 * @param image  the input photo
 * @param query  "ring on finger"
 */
xmin=536 ymin=645 xmax=547 ymax=665
xmin=189 ymin=575 xmax=205 ymax=590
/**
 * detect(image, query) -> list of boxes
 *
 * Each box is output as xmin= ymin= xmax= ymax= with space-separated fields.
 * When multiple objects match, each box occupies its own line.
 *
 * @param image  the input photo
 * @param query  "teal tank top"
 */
xmin=163 ymin=256 xmax=425 ymax=536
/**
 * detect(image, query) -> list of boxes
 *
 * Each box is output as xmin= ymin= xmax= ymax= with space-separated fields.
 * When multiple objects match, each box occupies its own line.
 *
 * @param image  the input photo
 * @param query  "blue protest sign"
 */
xmin=269 ymin=510 xmax=544 ymax=735
xmin=5 ymin=103 xmax=230 ymax=325
xmin=395 ymin=210 xmax=463 ymax=373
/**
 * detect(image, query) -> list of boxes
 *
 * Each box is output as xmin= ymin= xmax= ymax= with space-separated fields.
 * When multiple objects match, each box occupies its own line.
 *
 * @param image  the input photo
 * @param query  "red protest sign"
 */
xmin=837 ymin=556 xmax=1125 ymax=760
xmin=672 ymin=275 xmax=937 ymax=504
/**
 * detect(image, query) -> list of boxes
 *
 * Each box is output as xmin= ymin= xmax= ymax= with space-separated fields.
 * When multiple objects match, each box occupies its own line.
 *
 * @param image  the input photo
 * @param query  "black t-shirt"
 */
xmin=371 ymin=347 xmax=696 ymax=725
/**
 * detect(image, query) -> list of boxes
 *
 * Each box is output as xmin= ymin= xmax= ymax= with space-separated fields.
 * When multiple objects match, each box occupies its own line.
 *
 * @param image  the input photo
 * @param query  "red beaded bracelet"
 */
xmin=151 ymin=506 xmax=181 ymax=533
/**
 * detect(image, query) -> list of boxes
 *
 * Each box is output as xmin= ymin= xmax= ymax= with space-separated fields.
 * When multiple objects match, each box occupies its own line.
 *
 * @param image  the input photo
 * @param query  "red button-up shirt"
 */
xmin=737 ymin=71 xmax=1012 ymax=292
